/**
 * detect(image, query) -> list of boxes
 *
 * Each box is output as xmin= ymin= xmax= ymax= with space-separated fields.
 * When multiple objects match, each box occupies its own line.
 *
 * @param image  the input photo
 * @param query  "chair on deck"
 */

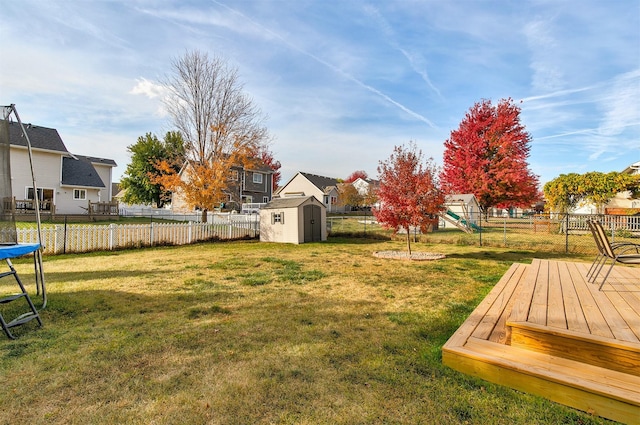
xmin=587 ymin=219 xmax=640 ymax=290
xmin=586 ymin=219 xmax=636 ymax=280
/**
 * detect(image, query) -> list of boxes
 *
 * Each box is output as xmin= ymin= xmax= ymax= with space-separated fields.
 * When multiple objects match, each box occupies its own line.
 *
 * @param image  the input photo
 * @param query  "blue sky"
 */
xmin=1 ymin=0 xmax=638 ymax=187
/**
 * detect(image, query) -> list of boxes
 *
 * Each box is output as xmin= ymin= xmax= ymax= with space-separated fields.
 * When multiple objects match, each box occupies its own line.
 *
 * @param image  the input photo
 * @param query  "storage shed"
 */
xmin=260 ymin=196 xmax=327 ymax=244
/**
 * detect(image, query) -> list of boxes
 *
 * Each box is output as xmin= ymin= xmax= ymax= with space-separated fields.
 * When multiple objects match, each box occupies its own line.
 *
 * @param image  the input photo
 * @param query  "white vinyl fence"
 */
xmin=17 ymin=216 xmax=260 ymax=255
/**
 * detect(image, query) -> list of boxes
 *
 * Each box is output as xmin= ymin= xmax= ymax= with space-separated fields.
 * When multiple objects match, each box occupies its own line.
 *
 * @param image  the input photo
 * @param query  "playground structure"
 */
xmin=440 ymin=199 xmax=481 ymax=234
xmin=1 ymin=104 xmax=46 ymax=339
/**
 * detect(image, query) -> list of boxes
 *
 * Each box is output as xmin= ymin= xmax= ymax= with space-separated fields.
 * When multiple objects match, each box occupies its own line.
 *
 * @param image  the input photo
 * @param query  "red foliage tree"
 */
xmin=441 ymin=98 xmax=539 ymax=215
xmin=344 ymin=170 xmax=369 ymax=184
xmin=259 ymin=149 xmax=282 ymax=191
xmin=374 ymin=142 xmax=445 ymax=254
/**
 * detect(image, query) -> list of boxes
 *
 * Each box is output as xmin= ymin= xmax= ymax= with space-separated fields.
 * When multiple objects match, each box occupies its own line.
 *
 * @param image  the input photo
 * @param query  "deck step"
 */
xmin=446 ymin=337 xmax=640 ymax=423
xmin=509 ymin=321 xmax=640 ymax=376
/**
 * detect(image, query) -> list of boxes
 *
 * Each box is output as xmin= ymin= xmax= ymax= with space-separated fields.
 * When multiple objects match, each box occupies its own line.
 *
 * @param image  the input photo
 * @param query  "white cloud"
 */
xmin=597 ymin=69 xmax=640 ymax=136
xmin=130 ymin=78 xmax=167 ymax=99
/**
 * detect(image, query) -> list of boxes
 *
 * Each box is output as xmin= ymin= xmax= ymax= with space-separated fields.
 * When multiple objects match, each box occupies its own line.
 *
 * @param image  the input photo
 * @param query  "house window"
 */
xmin=331 ymin=196 xmax=337 ymax=205
xmin=253 ymin=173 xmax=263 ymax=184
xmin=323 ymin=195 xmax=329 ymax=204
xmin=263 ymin=196 xmax=269 ymax=203
xmin=231 ymin=170 xmax=239 ymax=181
xmin=73 ymin=189 xmax=87 ymax=200
xmin=25 ymin=187 xmax=54 ymax=210
xmin=271 ymin=212 xmax=284 ymax=224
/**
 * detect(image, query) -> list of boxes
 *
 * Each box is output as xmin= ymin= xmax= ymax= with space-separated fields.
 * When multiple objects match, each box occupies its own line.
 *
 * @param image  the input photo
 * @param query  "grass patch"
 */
xmin=0 ymin=239 xmax=606 ymax=424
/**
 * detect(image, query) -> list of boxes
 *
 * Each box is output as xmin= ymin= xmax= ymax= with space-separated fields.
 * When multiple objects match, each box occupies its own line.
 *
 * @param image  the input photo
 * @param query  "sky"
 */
xmin=1 ymin=0 xmax=639 ymax=188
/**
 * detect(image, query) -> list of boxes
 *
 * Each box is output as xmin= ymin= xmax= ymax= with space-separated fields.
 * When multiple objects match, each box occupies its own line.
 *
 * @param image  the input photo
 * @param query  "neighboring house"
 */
xmin=605 ymin=160 xmax=640 ymax=213
xmin=351 ymin=177 xmax=377 ymax=197
xmin=259 ymin=195 xmax=327 ymax=244
xmin=351 ymin=177 xmax=380 ymax=209
xmin=171 ymin=160 xmax=274 ymax=213
xmin=570 ymin=160 xmax=640 ymax=214
xmin=275 ymin=172 xmax=342 ymax=213
xmin=8 ymin=122 xmax=117 ymax=215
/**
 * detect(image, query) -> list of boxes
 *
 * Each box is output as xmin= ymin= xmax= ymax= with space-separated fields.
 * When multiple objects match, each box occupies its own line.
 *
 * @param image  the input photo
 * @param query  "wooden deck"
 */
xmin=442 ymin=259 xmax=640 ymax=424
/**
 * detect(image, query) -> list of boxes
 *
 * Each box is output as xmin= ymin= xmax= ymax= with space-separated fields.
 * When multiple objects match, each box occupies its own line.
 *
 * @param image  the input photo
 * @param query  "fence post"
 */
xmin=150 ymin=222 xmax=154 ymax=246
xmin=54 ymin=225 xmax=61 ymax=254
xmin=188 ymin=221 xmax=192 ymax=244
xmin=503 ymin=217 xmax=507 ymax=246
xmin=109 ymin=223 xmax=116 ymax=250
xmin=565 ymin=213 xmax=569 ymax=253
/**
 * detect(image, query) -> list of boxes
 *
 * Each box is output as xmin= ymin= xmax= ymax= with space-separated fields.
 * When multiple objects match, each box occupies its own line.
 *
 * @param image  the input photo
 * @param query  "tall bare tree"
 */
xmin=158 ymin=50 xmax=270 ymax=221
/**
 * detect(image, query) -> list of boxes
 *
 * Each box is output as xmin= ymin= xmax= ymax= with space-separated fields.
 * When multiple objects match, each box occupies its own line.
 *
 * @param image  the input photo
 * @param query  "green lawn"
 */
xmin=0 ymin=238 xmax=611 ymax=424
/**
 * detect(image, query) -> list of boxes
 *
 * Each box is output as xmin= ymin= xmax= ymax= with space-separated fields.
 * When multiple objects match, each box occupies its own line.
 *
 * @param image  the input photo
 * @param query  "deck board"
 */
xmin=472 ymin=264 xmax=526 ymax=342
xmin=558 ymin=260 xmax=589 ymax=333
xmin=445 ymin=263 xmax=527 ymax=348
xmin=528 ymin=259 xmax=549 ymax=326
xmin=569 ymin=262 xmax=615 ymax=339
xmin=546 ymin=260 xmax=566 ymax=329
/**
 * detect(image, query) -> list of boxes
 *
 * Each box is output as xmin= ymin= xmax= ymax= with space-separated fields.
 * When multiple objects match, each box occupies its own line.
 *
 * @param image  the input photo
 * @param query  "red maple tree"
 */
xmin=344 ymin=170 xmax=369 ymax=184
xmin=259 ymin=149 xmax=282 ymax=190
xmin=441 ymin=98 xmax=539 ymax=215
xmin=374 ymin=142 xmax=445 ymax=254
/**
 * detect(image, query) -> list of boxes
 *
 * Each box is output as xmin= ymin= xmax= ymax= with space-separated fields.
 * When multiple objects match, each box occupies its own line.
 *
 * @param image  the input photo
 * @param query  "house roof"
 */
xmin=61 ymin=156 xmax=106 ymax=188
xmin=77 ymin=154 xmax=117 ymax=167
xmin=8 ymin=121 xmax=69 ymax=153
xmin=300 ymin=172 xmax=338 ymax=190
xmin=262 ymin=195 xmax=321 ymax=209
xmin=622 ymin=161 xmax=640 ymax=175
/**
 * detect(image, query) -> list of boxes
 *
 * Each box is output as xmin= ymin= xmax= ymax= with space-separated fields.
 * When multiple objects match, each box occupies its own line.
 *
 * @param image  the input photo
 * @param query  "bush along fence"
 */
xmin=17 ymin=218 xmax=260 ymax=255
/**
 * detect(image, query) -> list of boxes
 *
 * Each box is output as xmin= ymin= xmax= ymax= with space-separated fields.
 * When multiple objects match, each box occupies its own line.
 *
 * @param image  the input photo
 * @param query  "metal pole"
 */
xmin=8 ymin=104 xmax=46 ymax=308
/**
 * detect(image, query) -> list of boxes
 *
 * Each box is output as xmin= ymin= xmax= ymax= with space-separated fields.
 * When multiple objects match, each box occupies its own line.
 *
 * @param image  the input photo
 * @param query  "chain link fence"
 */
xmin=12 ymin=211 xmax=640 ymax=256
xmin=328 ymin=212 xmax=640 ymax=255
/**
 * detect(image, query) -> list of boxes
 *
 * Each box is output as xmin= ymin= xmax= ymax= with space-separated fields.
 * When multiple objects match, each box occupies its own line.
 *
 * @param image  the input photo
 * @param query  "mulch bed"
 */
xmin=373 ymin=251 xmax=446 ymax=261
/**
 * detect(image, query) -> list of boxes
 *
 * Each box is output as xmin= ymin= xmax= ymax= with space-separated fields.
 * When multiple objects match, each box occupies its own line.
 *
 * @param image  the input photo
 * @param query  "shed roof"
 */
xmin=445 ymin=194 xmax=478 ymax=204
xmin=262 ymin=196 xmax=321 ymax=209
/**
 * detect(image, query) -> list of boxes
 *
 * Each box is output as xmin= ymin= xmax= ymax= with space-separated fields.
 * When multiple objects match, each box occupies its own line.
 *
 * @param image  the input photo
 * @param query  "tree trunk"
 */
xmin=405 ymin=225 xmax=412 ymax=255
xmin=201 ymin=209 xmax=208 ymax=223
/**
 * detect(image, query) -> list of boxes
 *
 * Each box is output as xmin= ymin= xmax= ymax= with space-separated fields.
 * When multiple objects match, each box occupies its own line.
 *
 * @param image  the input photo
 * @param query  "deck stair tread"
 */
xmin=463 ymin=337 xmax=640 ymax=404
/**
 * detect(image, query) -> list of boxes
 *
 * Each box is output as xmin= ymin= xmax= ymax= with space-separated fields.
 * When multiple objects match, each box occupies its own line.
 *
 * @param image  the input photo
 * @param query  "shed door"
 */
xmin=303 ymin=205 xmax=321 ymax=242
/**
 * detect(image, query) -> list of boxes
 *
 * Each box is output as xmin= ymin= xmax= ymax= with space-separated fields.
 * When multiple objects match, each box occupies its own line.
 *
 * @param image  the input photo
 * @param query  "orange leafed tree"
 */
xmin=156 ymin=50 xmax=270 ymax=221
